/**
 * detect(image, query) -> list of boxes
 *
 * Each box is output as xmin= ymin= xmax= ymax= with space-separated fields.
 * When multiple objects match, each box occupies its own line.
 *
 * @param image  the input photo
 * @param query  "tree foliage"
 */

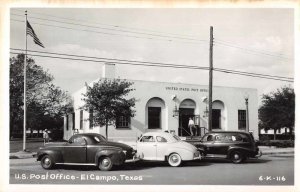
xmin=10 ymin=54 xmax=73 ymax=138
xmin=81 ymin=78 xmax=136 ymax=138
xmin=259 ymin=86 xmax=295 ymax=138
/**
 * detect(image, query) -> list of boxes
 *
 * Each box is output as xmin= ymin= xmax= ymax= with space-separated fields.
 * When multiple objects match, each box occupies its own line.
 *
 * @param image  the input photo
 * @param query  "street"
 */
xmin=10 ymin=154 xmax=294 ymax=185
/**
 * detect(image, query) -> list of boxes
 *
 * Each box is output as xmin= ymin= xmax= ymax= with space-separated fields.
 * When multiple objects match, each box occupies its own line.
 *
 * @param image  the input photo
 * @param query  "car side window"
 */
xmin=70 ymin=137 xmax=86 ymax=145
xmin=140 ymin=136 xmax=155 ymax=142
xmin=202 ymin=134 xmax=214 ymax=142
xmin=239 ymin=134 xmax=249 ymax=142
xmin=215 ymin=135 xmax=221 ymax=141
xmin=215 ymin=134 xmax=232 ymax=143
xmin=156 ymin=136 xmax=167 ymax=142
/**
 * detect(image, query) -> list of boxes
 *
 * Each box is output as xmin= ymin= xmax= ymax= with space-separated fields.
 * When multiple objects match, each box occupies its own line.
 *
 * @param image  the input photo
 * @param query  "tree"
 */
xmin=81 ymin=78 xmax=136 ymax=139
xmin=10 ymin=54 xmax=72 ymax=138
xmin=259 ymin=86 xmax=295 ymax=140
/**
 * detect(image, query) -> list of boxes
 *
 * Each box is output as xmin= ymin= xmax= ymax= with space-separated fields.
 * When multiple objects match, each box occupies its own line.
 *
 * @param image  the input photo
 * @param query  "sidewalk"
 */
xmin=9 ymin=146 xmax=294 ymax=159
xmin=9 ymin=150 xmax=36 ymax=159
xmin=259 ymin=146 xmax=294 ymax=155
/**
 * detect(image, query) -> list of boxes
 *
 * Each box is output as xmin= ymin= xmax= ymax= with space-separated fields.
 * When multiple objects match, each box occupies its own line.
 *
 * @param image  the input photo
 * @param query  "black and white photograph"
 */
xmin=1 ymin=1 xmax=298 ymax=192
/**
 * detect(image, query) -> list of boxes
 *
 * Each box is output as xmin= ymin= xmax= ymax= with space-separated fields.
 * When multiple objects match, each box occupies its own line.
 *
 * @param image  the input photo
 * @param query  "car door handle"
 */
xmin=153 ymin=144 xmax=157 ymax=146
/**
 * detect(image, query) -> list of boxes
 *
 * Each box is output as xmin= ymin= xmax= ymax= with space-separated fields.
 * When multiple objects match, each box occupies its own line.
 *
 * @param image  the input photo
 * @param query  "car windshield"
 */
xmin=92 ymin=135 xmax=107 ymax=143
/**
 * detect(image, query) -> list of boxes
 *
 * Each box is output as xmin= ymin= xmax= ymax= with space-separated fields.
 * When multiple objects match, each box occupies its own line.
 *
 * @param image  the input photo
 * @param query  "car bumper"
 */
xmin=193 ymin=155 xmax=202 ymax=160
xmin=125 ymin=154 xmax=140 ymax=163
xmin=255 ymin=150 xmax=262 ymax=158
xmin=193 ymin=151 xmax=202 ymax=160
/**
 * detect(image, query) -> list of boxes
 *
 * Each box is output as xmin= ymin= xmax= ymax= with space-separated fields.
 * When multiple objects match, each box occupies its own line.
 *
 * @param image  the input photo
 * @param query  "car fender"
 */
xmin=227 ymin=146 xmax=252 ymax=158
xmin=37 ymin=149 xmax=63 ymax=163
xmin=95 ymin=149 xmax=125 ymax=165
xmin=165 ymin=147 xmax=194 ymax=161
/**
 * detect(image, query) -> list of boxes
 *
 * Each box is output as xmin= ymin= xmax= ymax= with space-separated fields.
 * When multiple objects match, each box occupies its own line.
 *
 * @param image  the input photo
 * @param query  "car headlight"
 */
xmin=194 ymin=151 xmax=200 ymax=157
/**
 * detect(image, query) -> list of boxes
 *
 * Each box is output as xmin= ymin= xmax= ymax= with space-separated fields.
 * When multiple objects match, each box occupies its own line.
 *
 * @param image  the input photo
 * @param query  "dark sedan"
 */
xmin=37 ymin=133 xmax=136 ymax=171
xmin=187 ymin=131 xmax=262 ymax=163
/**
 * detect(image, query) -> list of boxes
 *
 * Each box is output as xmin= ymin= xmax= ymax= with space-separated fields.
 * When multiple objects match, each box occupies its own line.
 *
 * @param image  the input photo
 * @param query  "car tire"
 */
xmin=99 ymin=156 xmax=113 ymax=171
xmin=230 ymin=151 xmax=244 ymax=164
xmin=41 ymin=155 xmax=54 ymax=169
xmin=168 ymin=153 xmax=182 ymax=167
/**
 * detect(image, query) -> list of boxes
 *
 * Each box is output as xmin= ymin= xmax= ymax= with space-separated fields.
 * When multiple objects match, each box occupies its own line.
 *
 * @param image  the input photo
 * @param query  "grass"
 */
xmin=10 ymin=138 xmax=46 ymax=153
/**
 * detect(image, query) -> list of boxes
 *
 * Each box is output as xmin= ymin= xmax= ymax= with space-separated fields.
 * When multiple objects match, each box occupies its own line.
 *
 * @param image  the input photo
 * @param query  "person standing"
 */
xmin=188 ymin=117 xmax=196 ymax=137
xmin=43 ymin=129 xmax=49 ymax=145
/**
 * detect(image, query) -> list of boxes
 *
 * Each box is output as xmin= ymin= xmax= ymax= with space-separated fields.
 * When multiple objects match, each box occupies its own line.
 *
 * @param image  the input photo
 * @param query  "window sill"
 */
xmin=116 ymin=127 xmax=131 ymax=130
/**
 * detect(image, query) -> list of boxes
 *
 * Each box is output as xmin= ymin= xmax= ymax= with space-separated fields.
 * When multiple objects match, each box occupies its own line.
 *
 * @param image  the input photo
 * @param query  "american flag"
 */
xmin=26 ymin=21 xmax=45 ymax=48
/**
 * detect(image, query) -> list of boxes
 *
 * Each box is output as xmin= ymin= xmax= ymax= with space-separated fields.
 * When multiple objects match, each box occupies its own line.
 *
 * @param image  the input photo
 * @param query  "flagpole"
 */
xmin=23 ymin=10 xmax=28 ymax=151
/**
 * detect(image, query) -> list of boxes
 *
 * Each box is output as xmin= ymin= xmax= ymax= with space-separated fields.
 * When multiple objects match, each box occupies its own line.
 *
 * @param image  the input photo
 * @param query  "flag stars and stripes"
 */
xmin=26 ymin=21 xmax=45 ymax=48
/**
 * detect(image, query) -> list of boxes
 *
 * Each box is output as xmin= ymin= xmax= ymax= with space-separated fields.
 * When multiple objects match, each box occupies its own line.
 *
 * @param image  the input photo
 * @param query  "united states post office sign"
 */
xmin=165 ymin=86 xmax=208 ymax=92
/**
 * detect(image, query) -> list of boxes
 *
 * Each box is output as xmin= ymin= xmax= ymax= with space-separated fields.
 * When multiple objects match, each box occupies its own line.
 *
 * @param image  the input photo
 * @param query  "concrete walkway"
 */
xmin=259 ymin=146 xmax=294 ymax=155
xmin=9 ymin=146 xmax=294 ymax=159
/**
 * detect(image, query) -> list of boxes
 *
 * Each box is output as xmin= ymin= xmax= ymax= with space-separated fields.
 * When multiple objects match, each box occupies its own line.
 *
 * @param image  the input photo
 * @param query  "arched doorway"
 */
xmin=179 ymin=99 xmax=196 ymax=136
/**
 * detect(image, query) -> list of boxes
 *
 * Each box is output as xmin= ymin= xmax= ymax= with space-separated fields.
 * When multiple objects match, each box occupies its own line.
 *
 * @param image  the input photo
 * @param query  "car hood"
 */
xmin=99 ymin=141 xmax=132 ymax=151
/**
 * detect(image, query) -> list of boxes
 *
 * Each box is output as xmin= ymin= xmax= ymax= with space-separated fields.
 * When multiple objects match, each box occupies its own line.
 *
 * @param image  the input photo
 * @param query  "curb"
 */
xmin=9 ymin=153 xmax=37 ymax=159
xmin=262 ymin=151 xmax=294 ymax=155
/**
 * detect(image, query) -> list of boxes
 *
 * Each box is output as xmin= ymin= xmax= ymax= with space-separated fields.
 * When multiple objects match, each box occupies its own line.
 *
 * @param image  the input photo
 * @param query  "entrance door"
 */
xmin=179 ymin=108 xmax=194 ymax=136
xmin=212 ymin=109 xmax=221 ymax=129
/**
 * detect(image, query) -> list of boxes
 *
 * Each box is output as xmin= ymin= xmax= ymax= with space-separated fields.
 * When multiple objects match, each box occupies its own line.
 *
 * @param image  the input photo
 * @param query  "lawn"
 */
xmin=10 ymin=138 xmax=45 ymax=153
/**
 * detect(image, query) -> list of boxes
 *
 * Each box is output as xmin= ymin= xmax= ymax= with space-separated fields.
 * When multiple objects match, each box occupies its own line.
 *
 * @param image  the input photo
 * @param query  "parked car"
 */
xmin=187 ymin=131 xmax=262 ymax=163
xmin=135 ymin=132 xmax=202 ymax=167
xmin=36 ymin=133 xmax=136 ymax=171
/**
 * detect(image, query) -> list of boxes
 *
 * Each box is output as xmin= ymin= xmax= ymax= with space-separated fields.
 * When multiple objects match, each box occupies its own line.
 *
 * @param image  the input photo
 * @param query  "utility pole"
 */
xmin=23 ymin=10 xmax=28 ymax=151
xmin=208 ymin=26 xmax=213 ymax=132
xmin=245 ymin=97 xmax=249 ymax=132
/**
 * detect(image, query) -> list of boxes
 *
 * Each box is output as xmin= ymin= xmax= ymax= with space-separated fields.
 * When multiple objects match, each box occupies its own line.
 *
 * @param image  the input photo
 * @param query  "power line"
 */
xmin=215 ymin=68 xmax=293 ymax=81
xmin=215 ymin=67 xmax=293 ymax=80
xmin=9 ymin=19 xmax=169 ymax=42
xmin=10 ymin=49 xmax=293 ymax=82
xmin=11 ymin=13 xmax=207 ymax=43
xmin=12 ymin=9 xmax=206 ymax=42
xmin=11 ymin=11 xmax=293 ymax=64
xmin=215 ymin=39 xmax=290 ymax=57
xmin=11 ymin=14 xmax=207 ymax=44
xmin=11 ymin=19 xmax=205 ymax=46
xmin=214 ymin=68 xmax=293 ymax=82
xmin=10 ymin=51 xmax=209 ymax=70
xmin=12 ymin=14 xmax=292 ymax=60
xmin=214 ymin=40 xmax=292 ymax=60
xmin=10 ymin=48 xmax=208 ymax=70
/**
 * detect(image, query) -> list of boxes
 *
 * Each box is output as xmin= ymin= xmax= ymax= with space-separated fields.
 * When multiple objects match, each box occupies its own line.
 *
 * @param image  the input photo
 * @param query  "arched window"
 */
xmin=146 ymin=97 xmax=165 ymax=129
xmin=212 ymin=100 xmax=225 ymax=130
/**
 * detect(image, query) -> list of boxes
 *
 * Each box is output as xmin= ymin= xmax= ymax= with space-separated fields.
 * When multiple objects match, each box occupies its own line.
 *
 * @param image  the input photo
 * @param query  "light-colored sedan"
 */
xmin=136 ymin=132 xmax=202 ymax=167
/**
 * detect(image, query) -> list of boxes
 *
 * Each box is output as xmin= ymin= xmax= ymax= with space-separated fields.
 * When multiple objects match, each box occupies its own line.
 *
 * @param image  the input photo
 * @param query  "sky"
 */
xmin=10 ymin=8 xmax=294 ymax=105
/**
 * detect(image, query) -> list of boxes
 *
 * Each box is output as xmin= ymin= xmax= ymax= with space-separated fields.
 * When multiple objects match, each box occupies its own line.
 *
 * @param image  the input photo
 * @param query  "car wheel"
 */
xmin=41 ymin=155 xmax=54 ymax=169
xmin=168 ymin=153 xmax=182 ymax=167
xmin=99 ymin=156 xmax=113 ymax=171
xmin=230 ymin=151 xmax=244 ymax=164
